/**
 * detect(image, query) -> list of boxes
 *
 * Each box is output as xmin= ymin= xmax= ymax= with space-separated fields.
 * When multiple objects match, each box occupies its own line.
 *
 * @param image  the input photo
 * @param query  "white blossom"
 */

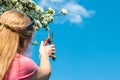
xmin=47 ymin=7 xmax=55 ymax=15
xmin=0 ymin=0 xmax=67 ymax=31
xmin=19 ymin=0 xmax=28 ymax=3
xmin=48 ymin=16 xmax=53 ymax=22
xmin=36 ymin=5 xmax=44 ymax=12
xmin=11 ymin=0 xmax=18 ymax=3
xmin=35 ymin=20 xmax=42 ymax=28
xmin=61 ymin=8 xmax=68 ymax=15
xmin=41 ymin=20 xmax=48 ymax=26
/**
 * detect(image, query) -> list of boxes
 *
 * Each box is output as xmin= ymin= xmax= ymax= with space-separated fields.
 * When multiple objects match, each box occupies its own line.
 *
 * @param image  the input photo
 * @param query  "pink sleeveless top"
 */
xmin=3 ymin=54 xmax=38 ymax=80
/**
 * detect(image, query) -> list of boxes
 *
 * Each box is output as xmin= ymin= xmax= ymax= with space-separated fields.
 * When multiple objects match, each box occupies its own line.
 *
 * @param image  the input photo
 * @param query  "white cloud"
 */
xmin=63 ymin=2 xmax=95 ymax=23
xmin=38 ymin=0 xmax=60 ymax=8
xmin=50 ymin=0 xmax=63 ymax=3
xmin=38 ymin=0 xmax=95 ymax=24
xmin=70 ymin=14 xmax=82 ymax=23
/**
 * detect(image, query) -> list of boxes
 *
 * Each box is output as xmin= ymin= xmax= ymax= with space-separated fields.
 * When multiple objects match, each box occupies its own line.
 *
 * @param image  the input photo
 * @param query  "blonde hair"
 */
xmin=0 ymin=10 xmax=35 ymax=79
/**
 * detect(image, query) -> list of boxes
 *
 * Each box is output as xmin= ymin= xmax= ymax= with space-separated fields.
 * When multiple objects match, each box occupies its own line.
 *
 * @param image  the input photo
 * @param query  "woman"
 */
xmin=0 ymin=10 xmax=55 ymax=80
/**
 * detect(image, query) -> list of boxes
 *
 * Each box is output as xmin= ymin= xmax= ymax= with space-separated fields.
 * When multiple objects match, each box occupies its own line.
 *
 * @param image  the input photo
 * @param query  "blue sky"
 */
xmin=27 ymin=0 xmax=120 ymax=80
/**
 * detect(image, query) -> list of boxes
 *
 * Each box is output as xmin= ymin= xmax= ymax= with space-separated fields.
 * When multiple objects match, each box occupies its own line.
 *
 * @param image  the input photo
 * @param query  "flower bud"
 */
xmin=33 ymin=41 xmax=38 ymax=45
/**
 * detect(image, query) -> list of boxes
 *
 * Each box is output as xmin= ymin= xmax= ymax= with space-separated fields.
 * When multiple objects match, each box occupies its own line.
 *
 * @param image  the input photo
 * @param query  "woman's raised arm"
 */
xmin=37 ymin=41 xmax=55 ymax=80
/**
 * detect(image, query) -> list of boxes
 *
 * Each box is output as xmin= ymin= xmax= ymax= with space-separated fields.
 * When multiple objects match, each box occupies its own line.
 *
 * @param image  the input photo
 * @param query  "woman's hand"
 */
xmin=39 ymin=41 xmax=55 ymax=58
xmin=37 ymin=41 xmax=55 ymax=80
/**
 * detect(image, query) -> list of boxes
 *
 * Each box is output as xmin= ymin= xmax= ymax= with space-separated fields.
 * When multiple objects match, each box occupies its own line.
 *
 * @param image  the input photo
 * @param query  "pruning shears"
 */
xmin=43 ymin=30 xmax=56 ymax=61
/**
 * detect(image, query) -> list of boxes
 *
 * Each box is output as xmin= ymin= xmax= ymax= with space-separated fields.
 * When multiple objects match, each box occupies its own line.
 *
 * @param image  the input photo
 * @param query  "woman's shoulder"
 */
xmin=18 ymin=54 xmax=38 ymax=79
xmin=14 ymin=53 xmax=38 ymax=68
xmin=19 ymin=54 xmax=37 ymax=67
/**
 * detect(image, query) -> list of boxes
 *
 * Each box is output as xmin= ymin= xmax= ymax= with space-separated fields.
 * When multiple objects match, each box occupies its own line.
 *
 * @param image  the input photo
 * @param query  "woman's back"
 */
xmin=3 ymin=54 xmax=38 ymax=80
